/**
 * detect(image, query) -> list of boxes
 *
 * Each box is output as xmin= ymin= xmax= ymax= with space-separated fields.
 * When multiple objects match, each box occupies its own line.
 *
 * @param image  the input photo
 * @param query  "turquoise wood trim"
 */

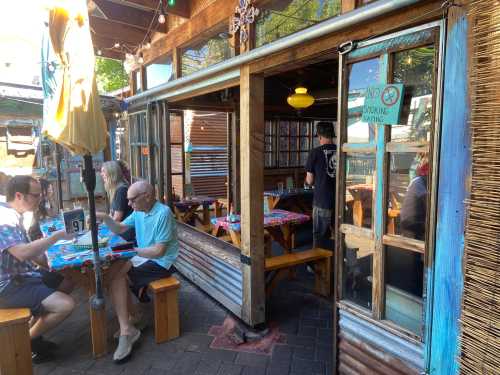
xmin=427 ymin=16 xmax=469 ymax=375
xmin=342 ymin=142 xmax=376 ymax=152
xmin=349 ymin=30 xmax=434 ymax=60
xmin=374 ymin=53 xmax=388 ymax=239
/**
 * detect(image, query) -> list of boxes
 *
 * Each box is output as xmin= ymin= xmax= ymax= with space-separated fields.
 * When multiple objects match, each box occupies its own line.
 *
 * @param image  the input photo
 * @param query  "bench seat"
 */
xmin=149 ymin=276 xmax=181 ymax=344
xmin=265 ymin=248 xmax=332 ymax=297
xmin=0 ymin=308 xmax=32 ymax=375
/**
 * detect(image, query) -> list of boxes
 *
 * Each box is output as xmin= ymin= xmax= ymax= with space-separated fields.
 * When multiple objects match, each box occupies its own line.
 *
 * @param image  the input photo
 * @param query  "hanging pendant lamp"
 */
xmin=287 ymin=86 xmax=315 ymax=110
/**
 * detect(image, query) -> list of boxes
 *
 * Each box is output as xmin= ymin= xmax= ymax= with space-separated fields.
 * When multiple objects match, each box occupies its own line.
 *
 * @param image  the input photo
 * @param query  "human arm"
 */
xmin=305 ymin=150 xmax=315 ymax=186
xmin=96 ymin=212 xmax=131 ymax=234
xmin=112 ymin=211 xmax=125 ymax=222
xmin=306 ymin=172 xmax=315 ymax=186
xmin=7 ymin=230 xmax=72 ymax=262
xmin=135 ymin=209 xmax=175 ymax=259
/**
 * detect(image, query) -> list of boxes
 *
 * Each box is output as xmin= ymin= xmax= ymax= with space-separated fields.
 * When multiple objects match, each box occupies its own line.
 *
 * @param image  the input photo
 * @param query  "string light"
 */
xmin=138 ymin=52 xmax=144 ymax=64
xmin=97 ymin=49 xmax=102 ymax=56
xmin=114 ymin=42 xmax=120 ymax=48
xmin=158 ymin=13 xmax=166 ymax=24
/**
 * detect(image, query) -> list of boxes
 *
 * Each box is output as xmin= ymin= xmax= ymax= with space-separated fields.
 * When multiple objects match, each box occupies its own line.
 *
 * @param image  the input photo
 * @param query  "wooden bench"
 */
xmin=265 ymin=249 xmax=332 ymax=297
xmin=149 ymin=276 xmax=181 ymax=344
xmin=0 ymin=308 xmax=32 ymax=375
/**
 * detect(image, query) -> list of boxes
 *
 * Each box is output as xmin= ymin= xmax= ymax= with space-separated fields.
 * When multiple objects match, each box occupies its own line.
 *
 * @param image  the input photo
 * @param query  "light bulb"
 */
xmin=158 ymin=13 xmax=166 ymax=24
xmin=145 ymin=41 xmax=151 ymax=49
xmin=125 ymin=53 xmax=133 ymax=59
xmin=97 ymin=49 xmax=102 ymax=56
xmin=138 ymin=53 xmax=144 ymax=64
xmin=114 ymin=42 xmax=120 ymax=48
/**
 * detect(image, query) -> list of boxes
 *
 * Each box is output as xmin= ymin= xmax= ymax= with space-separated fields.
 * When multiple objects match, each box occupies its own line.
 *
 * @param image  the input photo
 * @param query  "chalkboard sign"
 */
xmin=66 ymin=169 xmax=105 ymax=199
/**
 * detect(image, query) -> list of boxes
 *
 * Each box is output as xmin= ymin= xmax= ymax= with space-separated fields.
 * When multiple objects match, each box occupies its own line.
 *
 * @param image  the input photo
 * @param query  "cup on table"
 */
xmin=277 ymin=182 xmax=284 ymax=193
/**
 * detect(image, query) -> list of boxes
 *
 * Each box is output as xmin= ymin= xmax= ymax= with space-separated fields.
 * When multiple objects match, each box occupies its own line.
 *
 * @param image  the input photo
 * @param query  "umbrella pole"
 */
xmin=54 ymin=143 xmax=64 ymax=211
xmin=82 ymin=154 xmax=105 ymax=310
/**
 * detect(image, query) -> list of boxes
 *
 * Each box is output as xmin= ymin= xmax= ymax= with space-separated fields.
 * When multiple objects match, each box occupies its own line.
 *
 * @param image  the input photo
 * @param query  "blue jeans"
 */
xmin=313 ymin=206 xmax=334 ymax=249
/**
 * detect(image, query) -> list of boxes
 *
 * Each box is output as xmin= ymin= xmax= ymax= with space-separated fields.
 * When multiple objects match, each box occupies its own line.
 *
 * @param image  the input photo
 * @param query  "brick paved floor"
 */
xmin=34 ymin=264 xmax=333 ymax=375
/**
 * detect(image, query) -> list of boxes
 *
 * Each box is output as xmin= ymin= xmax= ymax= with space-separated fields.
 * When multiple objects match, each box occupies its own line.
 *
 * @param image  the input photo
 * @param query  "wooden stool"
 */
xmin=0 ymin=308 xmax=32 ymax=375
xmin=149 ymin=276 xmax=181 ymax=344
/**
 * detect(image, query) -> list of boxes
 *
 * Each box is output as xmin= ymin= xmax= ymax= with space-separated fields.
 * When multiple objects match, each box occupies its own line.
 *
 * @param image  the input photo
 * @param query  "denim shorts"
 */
xmin=0 ymin=276 xmax=56 ymax=316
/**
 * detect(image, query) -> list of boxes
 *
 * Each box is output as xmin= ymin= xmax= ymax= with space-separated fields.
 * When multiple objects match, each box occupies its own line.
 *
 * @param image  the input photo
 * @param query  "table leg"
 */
xmin=86 ymin=271 xmax=107 ymax=358
xmin=229 ymin=230 xmax=241 ymax=247
xmin=280 ymin=225 xmax=295 ymax=279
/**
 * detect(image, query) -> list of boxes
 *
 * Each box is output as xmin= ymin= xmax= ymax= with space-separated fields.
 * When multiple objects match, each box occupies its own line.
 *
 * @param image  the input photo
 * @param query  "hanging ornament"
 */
xmin=230 ymin=0 xmax=260 ymax=44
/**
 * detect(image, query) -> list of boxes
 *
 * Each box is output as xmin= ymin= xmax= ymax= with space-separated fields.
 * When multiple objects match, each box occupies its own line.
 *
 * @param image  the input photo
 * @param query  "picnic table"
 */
xmin=264 ymin=187 xmax=314 ymax=214
xmin=210 ymin=209 xmax=310 ymax=252
xmin=40 ymin=218 xmax=136 ymax=358
xmin=173 ymin=196 xmax=217 ymax=231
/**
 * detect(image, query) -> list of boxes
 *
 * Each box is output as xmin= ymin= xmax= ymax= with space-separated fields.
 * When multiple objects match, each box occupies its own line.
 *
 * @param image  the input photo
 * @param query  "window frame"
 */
xmin=335 ymin=21 xmax=445 ymax=342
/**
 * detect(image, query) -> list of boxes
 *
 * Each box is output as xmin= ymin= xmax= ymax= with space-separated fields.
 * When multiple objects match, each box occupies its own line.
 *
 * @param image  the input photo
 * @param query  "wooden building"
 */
xmin=90 ymin=0 xmax=499 ymax=374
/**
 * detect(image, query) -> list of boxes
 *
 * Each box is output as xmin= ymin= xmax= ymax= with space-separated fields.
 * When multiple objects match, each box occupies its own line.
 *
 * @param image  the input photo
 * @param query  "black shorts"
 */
xmin=39 ymin=269 xmax=64 ymax=290
xmin=128 ymin=261 xmax=172 ymax=298
xmin=0 ymin=276 xmax=56 ymax=316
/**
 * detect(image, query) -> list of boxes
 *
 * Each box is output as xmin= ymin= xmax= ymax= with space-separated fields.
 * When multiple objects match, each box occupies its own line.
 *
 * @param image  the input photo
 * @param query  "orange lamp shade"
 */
xmin=287 ymin=87 xmax=315 ymax=110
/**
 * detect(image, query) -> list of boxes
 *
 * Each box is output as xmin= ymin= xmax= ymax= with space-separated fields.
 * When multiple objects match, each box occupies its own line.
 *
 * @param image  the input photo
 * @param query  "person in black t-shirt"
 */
xmin=305 ymin=122 xmax=337 ymax=249
xmin=101 ymin=161 xmax=135 ymax=241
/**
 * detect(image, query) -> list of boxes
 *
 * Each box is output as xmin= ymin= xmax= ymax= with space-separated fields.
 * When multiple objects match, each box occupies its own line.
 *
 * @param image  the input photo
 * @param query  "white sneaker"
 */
xmin=113 ymin=328 xmax=141 ymax=362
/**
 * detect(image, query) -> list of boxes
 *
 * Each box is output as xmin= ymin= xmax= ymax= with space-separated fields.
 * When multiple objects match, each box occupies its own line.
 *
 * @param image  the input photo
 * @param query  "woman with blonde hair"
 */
xmin=100 ymin=160 xmax=133 ymax=224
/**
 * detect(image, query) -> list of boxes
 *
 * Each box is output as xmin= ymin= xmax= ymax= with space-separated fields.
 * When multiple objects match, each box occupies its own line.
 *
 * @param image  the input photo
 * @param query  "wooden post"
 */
xmin=231 ymin=109 xmax=241 ymax=213
xmin=163 ymin=102 xmax=173 ymax=208
xmin=240 ymin=65 xmax=265 ymax=326
xmin=87 ymin=270 xmax=107 ymax=358
xmin=341 ymin=0 xmax=356 ymax=13
xmin=172 ymin=47 xmax=182 ymax=79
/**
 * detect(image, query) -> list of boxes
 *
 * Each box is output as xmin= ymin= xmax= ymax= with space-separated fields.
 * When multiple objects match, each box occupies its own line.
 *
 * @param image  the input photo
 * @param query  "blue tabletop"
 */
xmin=40 ymin=217 xmax=136 ymax=271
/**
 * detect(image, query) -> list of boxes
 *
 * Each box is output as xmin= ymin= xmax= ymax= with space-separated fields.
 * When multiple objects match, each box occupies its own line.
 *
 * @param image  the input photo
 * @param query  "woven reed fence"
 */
xmin=460 ymin=1 xmax=500 ymax=373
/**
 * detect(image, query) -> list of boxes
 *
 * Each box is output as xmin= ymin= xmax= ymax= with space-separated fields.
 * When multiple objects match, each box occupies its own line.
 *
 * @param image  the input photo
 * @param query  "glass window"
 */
xmin=255 ymin=0 xmax=341 ymax=48
xmin=134 ymin=70 xmax=142 ymax=93
xmin=343 ymin=234 xmax=373 ymax=310
xmin=129 ymin=112 xmax=148 ymax=180
xmin=344 ymin=154 xmax=375 ymax=228
xmin=181 ymin=24 xmax=233 ymax=77
xmin=145 ymin=55 xmax=173 ymax=89
xmin=385 ymin=246 xmax=424 ymax=335
xmin=347 ymin=59 xmax=379 ymax=143
xmin=264 ymin=120 xmax=318 ymax=168
xmin=391 ymin=46 xmax=435 ymax=143
xmin=387 ymin=152 xmax=428 ymax=239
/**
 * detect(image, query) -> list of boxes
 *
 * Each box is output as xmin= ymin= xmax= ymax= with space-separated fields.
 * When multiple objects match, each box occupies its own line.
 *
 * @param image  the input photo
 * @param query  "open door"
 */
xmin=334 ymin=20 xmax=444 ymax=370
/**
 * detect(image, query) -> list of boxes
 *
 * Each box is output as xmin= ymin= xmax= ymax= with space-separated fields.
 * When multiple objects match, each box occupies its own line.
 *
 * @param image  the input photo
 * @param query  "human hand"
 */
xmin=53 ymin=229 xmax=76 ymax=242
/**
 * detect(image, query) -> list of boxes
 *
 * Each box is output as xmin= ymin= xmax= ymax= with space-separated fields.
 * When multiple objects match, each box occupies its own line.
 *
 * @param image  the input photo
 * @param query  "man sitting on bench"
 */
xmin=97 ymin=180 xmax=179 ymax=362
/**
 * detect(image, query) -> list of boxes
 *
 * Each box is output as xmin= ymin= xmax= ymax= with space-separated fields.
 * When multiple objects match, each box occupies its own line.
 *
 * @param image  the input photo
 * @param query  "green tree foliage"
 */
xmin=255 ymin=0 xmax=341 ymax=47
xmin=95 ymin=57 xmax=128 ymax=94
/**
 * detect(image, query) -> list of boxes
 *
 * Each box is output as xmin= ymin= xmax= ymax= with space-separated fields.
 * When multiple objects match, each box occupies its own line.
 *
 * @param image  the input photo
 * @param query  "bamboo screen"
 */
xmin=460 ymin=1 xmax=500 ymax=373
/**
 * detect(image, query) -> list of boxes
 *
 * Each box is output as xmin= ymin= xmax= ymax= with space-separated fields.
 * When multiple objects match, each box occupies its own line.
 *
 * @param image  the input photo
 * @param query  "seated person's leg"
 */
xmin=128 ymin=260 xmax=173 ymax=303
xmin=0 ymin=276 xmax=74 ymax=362
xmin=40 ymin=269 xmax=75 ymax=295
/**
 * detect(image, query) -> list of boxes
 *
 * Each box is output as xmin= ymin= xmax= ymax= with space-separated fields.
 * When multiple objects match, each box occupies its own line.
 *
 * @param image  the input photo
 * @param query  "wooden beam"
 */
xmin=92 ymin=35 xmax=130 ymax=59
xmin=143 ymin=0 xmax=236 ymax=64
xmin=90 ymin=16 xmax=146 ymax=45
xmin=240 ymin=65 xmax=265 ymax=326
xmin=249 ymin=0 xmax=442 ymax=75
xmin=93 ymin=0 xmax=164 ymax=32
xmin=118 ymin=0 xmax=190 ymax=18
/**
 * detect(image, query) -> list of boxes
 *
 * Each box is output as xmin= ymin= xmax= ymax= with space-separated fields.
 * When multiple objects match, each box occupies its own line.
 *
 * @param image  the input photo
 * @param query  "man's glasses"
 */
xmin=127 ymin=191 xmax=146 ymax=203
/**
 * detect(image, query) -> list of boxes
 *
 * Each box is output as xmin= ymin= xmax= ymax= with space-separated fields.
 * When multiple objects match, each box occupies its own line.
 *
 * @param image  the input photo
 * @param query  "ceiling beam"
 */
xmin=90 ymin=16 xmax=147 ymax=45
xmin=93 ymin=0 xmax=166 ymax=33
xmin=108 ymin=0 xmax=190 ymax=18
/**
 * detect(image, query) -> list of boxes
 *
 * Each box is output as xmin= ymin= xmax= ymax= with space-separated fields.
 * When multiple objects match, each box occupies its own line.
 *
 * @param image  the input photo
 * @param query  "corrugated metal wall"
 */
xmin=338 ymin=309 xmax=423 ymax=375
xmin=175 ymin=222 xmax=243 ymax=318
xmin=189 ymin=112 xmax=228 ymax=198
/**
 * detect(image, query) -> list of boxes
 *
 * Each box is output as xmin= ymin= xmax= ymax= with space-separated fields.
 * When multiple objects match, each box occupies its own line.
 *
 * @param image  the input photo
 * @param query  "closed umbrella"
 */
xmin=42 ymin=0 xmax=108 ymax=309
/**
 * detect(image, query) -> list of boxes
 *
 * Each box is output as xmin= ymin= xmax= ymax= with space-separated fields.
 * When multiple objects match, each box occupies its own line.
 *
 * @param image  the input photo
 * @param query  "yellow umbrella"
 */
xmin=43 ymin=0 xmax=108 ymax=305
xmin=43 ymin=0 xmax=107 ymax=155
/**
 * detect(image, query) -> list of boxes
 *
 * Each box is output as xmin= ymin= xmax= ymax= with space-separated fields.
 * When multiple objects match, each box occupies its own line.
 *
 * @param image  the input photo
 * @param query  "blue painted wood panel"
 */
xmin=427 ymin=16 xmax=469 ymax=375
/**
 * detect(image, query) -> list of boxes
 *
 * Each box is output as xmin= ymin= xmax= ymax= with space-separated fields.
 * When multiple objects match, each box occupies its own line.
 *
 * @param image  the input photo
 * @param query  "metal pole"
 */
xmin=82 ymin=154 xmax=105 ymax=310
xmin=54 ymin=143 xmax=64 ymax=211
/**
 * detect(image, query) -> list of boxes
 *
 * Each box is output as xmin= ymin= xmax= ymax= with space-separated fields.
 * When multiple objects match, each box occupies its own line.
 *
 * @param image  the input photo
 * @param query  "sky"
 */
xmin=0 ymin=1 xmax=47 ymax=86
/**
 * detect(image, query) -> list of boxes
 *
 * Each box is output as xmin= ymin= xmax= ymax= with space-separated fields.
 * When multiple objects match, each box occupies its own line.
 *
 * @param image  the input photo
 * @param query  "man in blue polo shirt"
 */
xmin=97 ymin=180 xmax=178 ymax=362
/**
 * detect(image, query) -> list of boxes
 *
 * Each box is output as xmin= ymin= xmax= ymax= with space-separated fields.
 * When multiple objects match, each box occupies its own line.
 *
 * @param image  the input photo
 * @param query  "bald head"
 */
xmin=127 ymin=180 xmax=156 ymax=212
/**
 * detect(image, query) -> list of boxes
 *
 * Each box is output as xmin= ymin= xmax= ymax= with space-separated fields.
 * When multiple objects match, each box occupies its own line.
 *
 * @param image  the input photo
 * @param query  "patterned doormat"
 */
xmin=208 ymin=316 xmax=286 ymax=355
